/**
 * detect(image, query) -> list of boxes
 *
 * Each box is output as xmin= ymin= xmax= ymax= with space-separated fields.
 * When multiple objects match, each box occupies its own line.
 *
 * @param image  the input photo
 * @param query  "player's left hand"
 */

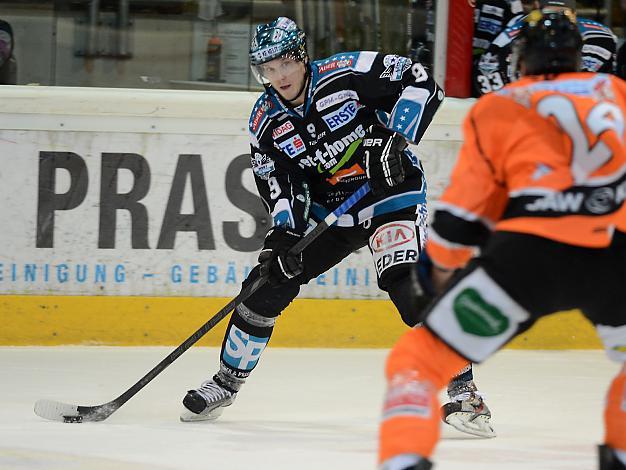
xmin=363 ymin=126 xmax=407 ymax=197
xmin=258 ymin=228 xmax=304 ymax=284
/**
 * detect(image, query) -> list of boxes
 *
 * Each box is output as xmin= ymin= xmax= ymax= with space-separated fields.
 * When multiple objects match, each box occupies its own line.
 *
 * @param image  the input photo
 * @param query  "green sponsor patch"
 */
xmin=453 ymin=288 xmax=509 ymax=337
xmin=316 ymin=139 xmax=362 ymax=174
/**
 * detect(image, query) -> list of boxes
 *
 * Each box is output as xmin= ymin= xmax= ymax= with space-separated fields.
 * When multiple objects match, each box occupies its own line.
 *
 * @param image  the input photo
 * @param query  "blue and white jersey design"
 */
xmin=248 ymin=51 xmax=443 ymax=232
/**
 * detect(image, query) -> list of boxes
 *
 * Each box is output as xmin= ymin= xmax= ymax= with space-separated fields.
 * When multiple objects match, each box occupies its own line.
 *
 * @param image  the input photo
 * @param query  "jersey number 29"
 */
xmin=537 ymin=95 xmax=624 ymax=182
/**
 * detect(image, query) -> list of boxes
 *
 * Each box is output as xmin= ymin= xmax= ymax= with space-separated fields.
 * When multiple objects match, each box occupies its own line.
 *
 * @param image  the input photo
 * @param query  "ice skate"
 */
xmin=441 ymin=380 xmax=495 ymax=438
xmin=180 ymin=375 xmax=238 ymax=422
xmin=599 ymin=445 xmax=626 ymax=470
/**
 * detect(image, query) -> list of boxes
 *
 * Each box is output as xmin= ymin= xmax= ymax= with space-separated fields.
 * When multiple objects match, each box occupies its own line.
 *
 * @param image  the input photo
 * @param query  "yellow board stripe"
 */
xmin=0 ymin=295 xmax=602 ymax=349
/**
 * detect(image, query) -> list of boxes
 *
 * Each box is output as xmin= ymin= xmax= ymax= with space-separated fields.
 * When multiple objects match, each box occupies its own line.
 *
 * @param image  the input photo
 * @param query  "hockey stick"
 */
xmin=34 ymin=182 xmax=371 ymax=423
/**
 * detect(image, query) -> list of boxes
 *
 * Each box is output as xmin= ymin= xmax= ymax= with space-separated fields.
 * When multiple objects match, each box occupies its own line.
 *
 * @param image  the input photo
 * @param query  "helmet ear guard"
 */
xmin=512 ymin=9 xmax=582 ymax=78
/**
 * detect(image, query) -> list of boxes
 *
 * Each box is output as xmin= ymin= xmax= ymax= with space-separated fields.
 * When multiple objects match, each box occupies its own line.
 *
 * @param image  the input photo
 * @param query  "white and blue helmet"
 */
xmin=250 ymin=17 xmax=308 ymax=84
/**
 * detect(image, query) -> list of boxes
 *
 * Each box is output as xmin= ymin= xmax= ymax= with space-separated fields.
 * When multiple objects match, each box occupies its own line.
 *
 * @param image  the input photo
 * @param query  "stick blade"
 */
xmin=34 ymin=399 xmax=117 ymax=423
xmin=34 ymin=399 xmax=82 ymax=423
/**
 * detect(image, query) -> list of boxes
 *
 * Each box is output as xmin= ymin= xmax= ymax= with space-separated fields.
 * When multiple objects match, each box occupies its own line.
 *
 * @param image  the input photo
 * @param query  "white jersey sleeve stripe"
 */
xmin=353 ymin=51 xmax=377 ymax=73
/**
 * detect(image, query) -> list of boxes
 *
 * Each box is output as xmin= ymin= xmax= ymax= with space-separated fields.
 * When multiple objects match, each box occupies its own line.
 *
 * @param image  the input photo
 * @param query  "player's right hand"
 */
xmin=258 ymin=228 xmax=304 ymax=284
xmin=363 ymin=126 xmax=407 ymax=197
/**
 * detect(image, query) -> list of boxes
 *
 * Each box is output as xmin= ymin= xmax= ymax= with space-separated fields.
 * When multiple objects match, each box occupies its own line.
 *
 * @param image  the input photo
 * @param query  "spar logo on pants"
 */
xmin=369 ymin=220 xmax=419 ymax=277
xmin=223 ymin=325 xmax=269 ymax=371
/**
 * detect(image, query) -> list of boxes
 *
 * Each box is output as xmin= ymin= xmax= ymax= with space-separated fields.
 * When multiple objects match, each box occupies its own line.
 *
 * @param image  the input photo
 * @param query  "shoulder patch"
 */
xmin=251 ymin=151 xmax=275 ymax=180
xmin=315 ymin=53 xmax=358 ymax=76
xmin=380 ymin=55 xmax=412 ymax=81
xmin=578 ymin=18 xmax=613 ymax=34
xmin=249 ymin=96 xmax=271 ymax=135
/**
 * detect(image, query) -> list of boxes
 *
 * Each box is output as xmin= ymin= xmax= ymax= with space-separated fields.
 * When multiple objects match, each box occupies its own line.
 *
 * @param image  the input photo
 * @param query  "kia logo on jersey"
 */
xmin=272 ymin=121 xmax=295 ymax=140
xmin=370 ymin=221 xmax=419 ymax=276
xmin=277 ymin=134 xmax=306 ymax=158
xmin=370 ymin=222 xmax=416 ymax=253
xmin=322 ymin=101 xmax=359 ymax=131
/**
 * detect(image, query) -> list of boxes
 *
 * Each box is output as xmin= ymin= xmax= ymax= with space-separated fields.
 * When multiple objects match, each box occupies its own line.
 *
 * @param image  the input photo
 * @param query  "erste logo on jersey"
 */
xmin=316 ymin=90 xmax=359 ymax=111
xmin=272 ymin=120 xmax=295 ymax=139
xmin=380 ymin=55 xmax=412 ymax=81
xmin=278 ymin=133 xmax=306 ymax=158
xmin=322 ymin=100 xmax=359 ymax=131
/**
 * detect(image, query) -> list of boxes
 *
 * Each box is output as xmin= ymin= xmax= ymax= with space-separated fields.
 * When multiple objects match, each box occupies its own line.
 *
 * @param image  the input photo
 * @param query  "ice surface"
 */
xmin=0 ymin=347 xmax=618 ymax=469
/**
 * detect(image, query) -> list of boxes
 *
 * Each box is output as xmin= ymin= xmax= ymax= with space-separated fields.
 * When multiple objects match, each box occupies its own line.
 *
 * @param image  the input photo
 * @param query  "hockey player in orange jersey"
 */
xmin=378 ymin=9 xmax=626 ymax=470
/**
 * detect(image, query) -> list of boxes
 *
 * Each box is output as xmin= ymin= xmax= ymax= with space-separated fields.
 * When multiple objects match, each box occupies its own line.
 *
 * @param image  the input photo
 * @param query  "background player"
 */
xmin=474 ymin=0 xmax=616 ymax=95
xmin=180 ymin=17 xmax=494 ymax=438
xmin=468 ymin=0 xmax=527 ymax=96
xmin=379 ymin=9 xmax=626 ymax=470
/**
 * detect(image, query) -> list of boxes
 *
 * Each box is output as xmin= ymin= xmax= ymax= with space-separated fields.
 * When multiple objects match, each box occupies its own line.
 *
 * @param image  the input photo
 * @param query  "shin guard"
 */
xmin=604 ymin=365 xmax=626 ymax=459
xmin=379 ymin=326 xmax=468 ymax=465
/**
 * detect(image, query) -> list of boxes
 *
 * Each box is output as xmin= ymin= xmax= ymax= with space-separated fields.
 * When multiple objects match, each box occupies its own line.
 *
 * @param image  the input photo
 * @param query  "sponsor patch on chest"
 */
xmin=321 ymin=100 xmax=359 ymax=131
xmin=277 ymin=133 xmax=306 ymax=158
xmin=272 ymin=121 xmax=295 ymax=139
xmin=316 ymin=90 xmax=360 ymax=111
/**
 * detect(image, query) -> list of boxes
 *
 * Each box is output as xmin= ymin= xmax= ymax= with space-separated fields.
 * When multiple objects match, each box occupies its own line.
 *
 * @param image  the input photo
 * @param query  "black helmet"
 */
xmin=512 ymin=9 xmax=582 ymax=77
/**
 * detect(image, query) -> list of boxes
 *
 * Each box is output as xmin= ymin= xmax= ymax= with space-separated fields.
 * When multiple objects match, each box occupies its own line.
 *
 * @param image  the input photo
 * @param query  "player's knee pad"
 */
xmin=379 ymin=327 xmax=468 ymax=463
xmin=240 ymin=265 xmax=300 ymax=318
xmin=604 ymin=364 xmax=626 ymax=452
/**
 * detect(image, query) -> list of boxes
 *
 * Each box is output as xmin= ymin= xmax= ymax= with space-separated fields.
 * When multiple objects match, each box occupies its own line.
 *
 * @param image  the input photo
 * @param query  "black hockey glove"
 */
xmin=363 ymin=126 xmax=407 ymax=197
xmin=258 ymin=228 xmax=304 ymax=284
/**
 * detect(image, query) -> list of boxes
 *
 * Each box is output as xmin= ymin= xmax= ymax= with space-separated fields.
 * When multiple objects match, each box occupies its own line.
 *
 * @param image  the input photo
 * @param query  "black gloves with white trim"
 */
xmin=258 ymin=228 xmax=304 ymax=284
xmin=363 ymin=126 xmax=408 ymax=197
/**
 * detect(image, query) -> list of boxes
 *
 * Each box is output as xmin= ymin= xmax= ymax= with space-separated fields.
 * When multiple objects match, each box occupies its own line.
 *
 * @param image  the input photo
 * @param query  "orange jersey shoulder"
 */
xmin=428 ymin=73 xmax=626 ymax=269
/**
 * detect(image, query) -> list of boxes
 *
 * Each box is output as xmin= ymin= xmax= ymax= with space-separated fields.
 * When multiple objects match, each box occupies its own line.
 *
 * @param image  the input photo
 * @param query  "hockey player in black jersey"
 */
xmin=474 ymin=0 xmax=617 ymax=95
xmin=469 ymin=0 xmax=526 ymax=97
xmin=180 ymin=17 xmax=495 ymax=438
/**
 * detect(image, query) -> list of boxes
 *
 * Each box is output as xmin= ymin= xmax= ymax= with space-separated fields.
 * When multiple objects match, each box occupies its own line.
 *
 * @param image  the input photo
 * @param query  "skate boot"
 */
xmin=180 ymin=371 xmax=241 ymax=422
xmin=381 ymin=455 xmax=433 ymax=470
xmin=441 ymin=379 xmax=496 ymax=438
xmin=599 ymin=445 xmax=626 ymax=470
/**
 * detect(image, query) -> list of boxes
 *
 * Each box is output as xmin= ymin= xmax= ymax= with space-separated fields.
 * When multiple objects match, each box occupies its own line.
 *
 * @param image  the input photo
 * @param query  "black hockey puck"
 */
xmin=63 ymin=415 xmax=83 ymax=423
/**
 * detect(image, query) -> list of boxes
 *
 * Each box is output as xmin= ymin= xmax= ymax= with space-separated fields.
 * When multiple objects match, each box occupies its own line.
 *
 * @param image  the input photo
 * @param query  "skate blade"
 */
xmin=180 ymin=405 xmax=225 ymax=422
xmin=444 ymin=412 xmax=496 ymax=438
